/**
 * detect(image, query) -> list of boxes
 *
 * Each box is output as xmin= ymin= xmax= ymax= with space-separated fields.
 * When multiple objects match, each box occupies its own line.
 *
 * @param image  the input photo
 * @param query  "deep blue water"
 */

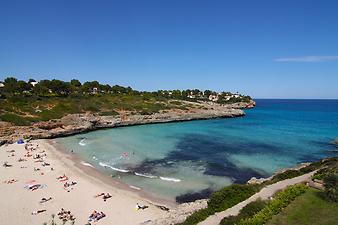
xmin=57 ymin=99 xmax=338 ymax=202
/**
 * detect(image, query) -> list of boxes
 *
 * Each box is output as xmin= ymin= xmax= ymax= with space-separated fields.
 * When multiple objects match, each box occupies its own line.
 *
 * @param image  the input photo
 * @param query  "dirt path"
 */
xmin=198 ymin=171 xmax=316 ymax=225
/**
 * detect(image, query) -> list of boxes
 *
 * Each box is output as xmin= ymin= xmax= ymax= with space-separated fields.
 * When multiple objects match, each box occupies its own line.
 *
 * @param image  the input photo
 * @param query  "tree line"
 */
xmin=0 ymin=77 xmax=251 ymax=103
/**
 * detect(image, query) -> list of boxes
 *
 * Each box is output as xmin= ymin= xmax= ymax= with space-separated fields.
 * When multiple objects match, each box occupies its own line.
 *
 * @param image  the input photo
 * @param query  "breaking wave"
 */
xmin=99 ymin=162 xmax=129 ymax=173
xmin=159 ymin=176 xmax=181 ymax=182
xmin=134 ymin=172 xmax=158 ymax=179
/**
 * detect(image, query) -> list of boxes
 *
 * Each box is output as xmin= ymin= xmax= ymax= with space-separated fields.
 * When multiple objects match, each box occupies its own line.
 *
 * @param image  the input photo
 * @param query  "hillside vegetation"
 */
xmin=0 ymin=77 xmax=252 ymax=125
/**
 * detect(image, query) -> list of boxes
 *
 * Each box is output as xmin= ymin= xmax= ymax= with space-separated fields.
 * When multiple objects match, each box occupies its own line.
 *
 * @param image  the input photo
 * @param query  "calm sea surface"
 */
xmin=57 ymin=99 xmax=338 ymax=202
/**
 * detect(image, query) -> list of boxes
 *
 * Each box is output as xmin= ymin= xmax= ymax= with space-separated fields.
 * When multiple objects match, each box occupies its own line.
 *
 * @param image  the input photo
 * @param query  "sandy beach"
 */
xmin=0 ymin=140 xmax=168 ymax=225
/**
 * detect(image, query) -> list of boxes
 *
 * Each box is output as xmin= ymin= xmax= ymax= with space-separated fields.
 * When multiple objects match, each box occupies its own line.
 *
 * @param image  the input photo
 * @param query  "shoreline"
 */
xmin=0 ymin=139 xmax=171 ymax=225
xmin=48 ymin=139 xmax=177 ymax=207
xmin=0 ymin=100 xmax=255 ymax=144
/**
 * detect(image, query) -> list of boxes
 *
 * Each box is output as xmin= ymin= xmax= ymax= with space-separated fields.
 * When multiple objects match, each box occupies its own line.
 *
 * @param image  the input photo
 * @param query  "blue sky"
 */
xmin=0 ymin=0 xmax=338 ymax=98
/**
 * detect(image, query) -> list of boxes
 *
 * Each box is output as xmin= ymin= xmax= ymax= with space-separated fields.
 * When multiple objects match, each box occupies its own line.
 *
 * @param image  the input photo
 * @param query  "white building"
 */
xmin=208 ymin=94 xmax=219 ymax=102
xmin=30 ymin=81 xmax=39 ymax=87
xmin=0 ymin=82 xmax=4 ymax=88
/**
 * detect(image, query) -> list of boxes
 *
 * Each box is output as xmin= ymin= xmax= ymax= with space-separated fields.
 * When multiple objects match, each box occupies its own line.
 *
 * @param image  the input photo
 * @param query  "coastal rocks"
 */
xmin=247 ymin=162 xmax=312 ymax=185
xmin=307 ymin=179 xmax=324 ymax=190
xmin=247 ymin=177 xmax=270 ymax=185
xmin=150 ymin=199 xmax=208 ymax=225
xmin=0 ymin=101 xmax=253 ymax=144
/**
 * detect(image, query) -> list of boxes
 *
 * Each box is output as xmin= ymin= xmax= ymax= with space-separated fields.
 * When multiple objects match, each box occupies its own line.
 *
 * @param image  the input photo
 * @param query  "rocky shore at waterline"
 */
xmin=0 ymin=100 xmax=255 ymax=144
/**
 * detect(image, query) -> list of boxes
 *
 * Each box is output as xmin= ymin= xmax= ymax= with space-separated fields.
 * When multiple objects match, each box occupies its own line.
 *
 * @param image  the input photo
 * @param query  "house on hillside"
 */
xmin=30 ymin=81 xmax=39 ymax=87
xmin=0 ymin=82 xmax=4 ymax=88
xmin=92 ymin=87 xmax=99 ymax=94
xmin=208 ymin=94 xmax=219 ymax=102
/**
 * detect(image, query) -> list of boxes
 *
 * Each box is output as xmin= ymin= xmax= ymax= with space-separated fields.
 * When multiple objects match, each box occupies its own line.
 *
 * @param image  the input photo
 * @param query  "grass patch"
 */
xmin=0 ymin=113 xmax=37 ymax=126
xmin=266 ymin=188 xmax=338 ymax=225
xmin=239 ymin=184 xmax=308 ymax=225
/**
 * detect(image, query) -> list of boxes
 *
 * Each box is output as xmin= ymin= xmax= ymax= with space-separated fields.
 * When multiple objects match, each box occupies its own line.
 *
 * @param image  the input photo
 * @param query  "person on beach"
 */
xmin=40 ymin=197 xmax=52 ymax=203
xmin=31 ymin=209 xmax=46 ymax=215
xmin=103 ymin=193 xmax=112 ymax=201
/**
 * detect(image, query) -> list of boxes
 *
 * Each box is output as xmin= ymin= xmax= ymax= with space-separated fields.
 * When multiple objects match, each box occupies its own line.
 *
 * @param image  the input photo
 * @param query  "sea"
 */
xmin=57 ymin=99 xmax=338 ymax=202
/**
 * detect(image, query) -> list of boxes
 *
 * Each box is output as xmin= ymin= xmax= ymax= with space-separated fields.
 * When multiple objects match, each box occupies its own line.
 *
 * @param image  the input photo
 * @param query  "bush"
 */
xmin=268 ymin=170 xmax=302 ymax=184
xmin=238 ymin=184 xmax=308 ymax=225
xmin=208 ymin=184 xmax=259 ymax=212
xmin=220 ymin=199 xmax=267 ymax=225
xmin=323 ymin=173 xmax=338 ymax=202
xmin=179 ymin=184 xmax=259 ymax=225
xmin=0 ymin=113 xmax=36 ymax=126
xmin=179 ymin=208 xmax=214 ymax=225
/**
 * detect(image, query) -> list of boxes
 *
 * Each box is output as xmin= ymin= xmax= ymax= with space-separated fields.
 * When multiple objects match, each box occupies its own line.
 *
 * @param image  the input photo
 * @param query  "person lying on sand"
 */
xmin=3 ymin=179 xmax=18 ymax=184
xmin=18 ymin=158 xmax=27 ymax=162
xmin=29 ymin=184 xmax=42 ymax=191
xmin=135 ymin=203 xmax=149 ymax=211
xmin=94 ymin=193 xmax=105 ymax=198
xmin=3 ymin=162 xmax=12 ymax=167
xmin=63 ymin=181 xmax=77 ymax=188
xmin=57 ymin=174 xmax=67 ymax=180
xmin=42 ymin=162 xmax=50 ymax=166
xmin=31 ymin=209 xmax=46 ymax=215
xmin=39 ymin=197 xmax=52 ymax=203
xmin=24 ymin=153 xmax=32 ymax=157
xmin=88 ymin=211 xmax=106 ymax=222
xmin=6 ymin=150 xmax=15 ymax=153
xmin=103 ymin=193 xmax=112 ymax=201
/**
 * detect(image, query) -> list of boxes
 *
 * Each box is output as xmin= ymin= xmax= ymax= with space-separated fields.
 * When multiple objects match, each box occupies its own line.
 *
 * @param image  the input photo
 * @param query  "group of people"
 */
xmin=58 ymin=208 xmax=76 ymax=222
xmin=88 ymin=210 xmax=106 ymax=222
xmin=63 ymin=181 xmax=77 ymax=188
xmin=2 ymin=179 xmax=17 ymax=184
xmin=57 ymin=174 xmax=77 ymax=192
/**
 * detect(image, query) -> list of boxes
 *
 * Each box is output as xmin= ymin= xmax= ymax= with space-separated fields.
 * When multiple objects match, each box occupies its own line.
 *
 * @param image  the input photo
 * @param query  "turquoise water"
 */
xmin=57 ymin=99 xmax=338 ymax=202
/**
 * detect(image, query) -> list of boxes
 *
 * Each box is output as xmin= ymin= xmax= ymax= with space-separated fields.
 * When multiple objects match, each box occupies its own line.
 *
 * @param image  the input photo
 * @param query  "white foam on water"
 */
xmin=134 ymin=172 xmax=158 ymax=179
xmin=129 ymin=185 xmax=141 ymax=190
xmin=81 ymin=161 xmax=94 ymax=168
xmin=159 ymin=176 xmax=181 ymax=182
xmin=99 ymin=162 xmax=129 ymax=173
xmin=79 ymin=139 xmax=87 ymax=146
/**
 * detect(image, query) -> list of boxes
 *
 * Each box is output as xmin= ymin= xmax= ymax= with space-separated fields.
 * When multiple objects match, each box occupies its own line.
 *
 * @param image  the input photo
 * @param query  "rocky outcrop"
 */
xmin=150 ymin=199 xmax=208 ymax=225
xmin=247 ymin=162 xmax=311 ymax=185
xmin=0 ymin=101 xmax=254 ymax=144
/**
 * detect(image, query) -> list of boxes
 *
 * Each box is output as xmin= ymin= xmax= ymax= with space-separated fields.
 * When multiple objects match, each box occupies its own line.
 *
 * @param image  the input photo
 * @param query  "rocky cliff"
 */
xmin=0 ymin=100 xmax=255 ymax=144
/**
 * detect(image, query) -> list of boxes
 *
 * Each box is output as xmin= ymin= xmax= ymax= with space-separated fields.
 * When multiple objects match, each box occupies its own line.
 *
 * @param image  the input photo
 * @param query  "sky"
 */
xmin=0 ymin=0 xmax=338 ymax=99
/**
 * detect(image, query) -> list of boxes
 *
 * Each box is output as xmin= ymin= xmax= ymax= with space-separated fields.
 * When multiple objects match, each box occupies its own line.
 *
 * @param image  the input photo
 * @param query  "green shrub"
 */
xmin=208 ymin=184 xmax=258 ymax=212
xmin=323 ymin=173 xmax=338 ymax=202
xmin=179 ymin=184 xmax=259 ymax=225
xmin=179 ymin=207 xmax=214 ymax=225
xmin=0 ymin=113 xmax=36 ymax=126
xmin=220 ymin=199 xmax=267 ymax=225
xmin=238 ymin=184 xmax=308 ymax=225
xmin=269 ymin=170 xmax=302 ymax=184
